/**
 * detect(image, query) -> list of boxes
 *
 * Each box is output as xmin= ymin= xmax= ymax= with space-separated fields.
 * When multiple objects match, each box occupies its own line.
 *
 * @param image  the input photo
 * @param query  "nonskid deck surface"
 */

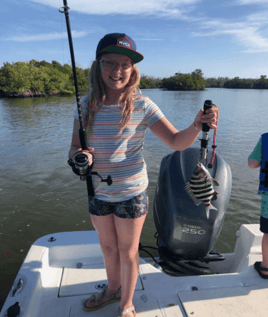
xmin=37 ymin=293 xmax=168 ymax=317
xmin=58 ymin=259 xmax=185 ymax=316
xmin=26 ymin=258 xmax=188 ymax=317
xmin=14 ymin=259 xmax=268 ymax=317
xmin=68 ymin=294 xmax=169 ymax=317
xmin=1 ymin=225 xmax=268 ymax=317
xmin=179 ymin=284 xmax=268 ymax=317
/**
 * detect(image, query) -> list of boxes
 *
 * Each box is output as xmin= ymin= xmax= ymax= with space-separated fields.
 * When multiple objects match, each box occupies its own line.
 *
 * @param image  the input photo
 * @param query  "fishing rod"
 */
xmin=200 ymin=100 xmax=217 ymax=168
xmin=59 ymin=0 xmax=112 ymax=197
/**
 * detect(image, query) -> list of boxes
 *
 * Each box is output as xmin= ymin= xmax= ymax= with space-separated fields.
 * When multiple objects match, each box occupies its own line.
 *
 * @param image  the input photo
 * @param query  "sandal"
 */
xmin=83 ymin=285 xmax=121 ymax=312
xmin=254 ymin=261 xmax=268 ymax=279
xmin=118 ymin=305 xmax=136 ymax=317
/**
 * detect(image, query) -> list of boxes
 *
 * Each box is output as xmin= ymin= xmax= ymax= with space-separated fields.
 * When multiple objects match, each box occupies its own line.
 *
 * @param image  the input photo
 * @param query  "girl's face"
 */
xmin=99 ymin=53 xmax=133 ymax=94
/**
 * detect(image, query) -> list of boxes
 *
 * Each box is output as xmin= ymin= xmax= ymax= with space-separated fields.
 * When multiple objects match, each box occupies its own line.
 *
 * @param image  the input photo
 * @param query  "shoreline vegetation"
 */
xmin=1 ymin=60 xmax=268 ymax=98
xmin=0 ymin=60 xmax=90 ymax=98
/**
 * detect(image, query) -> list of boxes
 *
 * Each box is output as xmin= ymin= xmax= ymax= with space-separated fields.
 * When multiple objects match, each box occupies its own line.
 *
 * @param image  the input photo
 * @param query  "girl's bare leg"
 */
xmin=115 ymin=214 xmax=147 ymax=313
xmin=85 ymin=214 xmax=121 ymax=308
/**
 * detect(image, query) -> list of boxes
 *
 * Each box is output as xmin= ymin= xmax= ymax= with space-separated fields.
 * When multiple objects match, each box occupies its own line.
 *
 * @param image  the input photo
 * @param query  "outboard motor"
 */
xmin=153 ymin=101 xmax=232 ymax=275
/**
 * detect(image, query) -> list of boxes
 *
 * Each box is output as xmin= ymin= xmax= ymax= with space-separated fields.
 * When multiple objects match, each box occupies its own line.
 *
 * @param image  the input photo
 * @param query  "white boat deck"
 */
xmin=1 ymin=224 xmax=268 ymax=317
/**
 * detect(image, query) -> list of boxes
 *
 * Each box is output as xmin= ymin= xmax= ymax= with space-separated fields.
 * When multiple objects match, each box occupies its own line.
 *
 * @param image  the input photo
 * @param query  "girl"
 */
xmin=69 ymin=33 xmax=218 ymax=317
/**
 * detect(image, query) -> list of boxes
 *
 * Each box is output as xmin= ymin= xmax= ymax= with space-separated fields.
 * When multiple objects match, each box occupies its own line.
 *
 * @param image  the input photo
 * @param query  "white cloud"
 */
xmin=8 ymin=31 xmax=87 ymax=42
xmin=238 ymin=29 xmax=268 ymax=53
xmin=236 ymin=0 xmax=268 ymax=4
xmin=191 ymin=11 xmax=268 ymax=53
xmin=23 ymin=0 xmax=268 ymax=54
xmin=27 ymin=0 xmax=200 ymax=17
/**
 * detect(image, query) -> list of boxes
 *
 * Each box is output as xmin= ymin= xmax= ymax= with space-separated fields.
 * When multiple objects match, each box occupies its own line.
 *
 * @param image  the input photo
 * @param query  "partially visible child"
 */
xmin=248 ymin=133 xmax=268 ymax=279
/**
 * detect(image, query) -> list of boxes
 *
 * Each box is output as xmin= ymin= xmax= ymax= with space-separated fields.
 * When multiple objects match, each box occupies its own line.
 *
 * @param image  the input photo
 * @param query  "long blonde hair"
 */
xmin=85 ymin=55 xmax=141 ymax=136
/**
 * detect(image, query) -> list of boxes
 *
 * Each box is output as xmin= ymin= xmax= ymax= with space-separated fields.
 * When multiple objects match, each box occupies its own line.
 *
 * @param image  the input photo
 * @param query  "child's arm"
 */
xmin=248 ymin=137 xmax=262 ymax=169
xmin=248 ymin=159 xmax=261 ymax=169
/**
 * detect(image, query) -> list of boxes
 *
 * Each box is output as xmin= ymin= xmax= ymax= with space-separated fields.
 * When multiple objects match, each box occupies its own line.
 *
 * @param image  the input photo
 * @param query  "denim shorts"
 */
xmin=88 ymin=191 xmax=149 ymax=219
xmin=260 ymin=216 xmax=268 ymax=233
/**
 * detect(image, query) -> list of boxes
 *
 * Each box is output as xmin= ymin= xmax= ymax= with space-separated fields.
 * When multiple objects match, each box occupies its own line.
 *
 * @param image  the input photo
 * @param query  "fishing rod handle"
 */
xmin=202 ymin=100 xmax=213 ymax=133
xmin=79 ymin=128 xmax=88 ymax=151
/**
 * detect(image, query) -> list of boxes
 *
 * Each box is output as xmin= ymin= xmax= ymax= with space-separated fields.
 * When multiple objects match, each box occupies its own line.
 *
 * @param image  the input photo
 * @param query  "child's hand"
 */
xmin=248 ymin=159 xmax=261 ymax=169
xmin=194 ymin=104 xmax=218 ymax=130
xmin=72 ymin=147 xmax=94 ymax=166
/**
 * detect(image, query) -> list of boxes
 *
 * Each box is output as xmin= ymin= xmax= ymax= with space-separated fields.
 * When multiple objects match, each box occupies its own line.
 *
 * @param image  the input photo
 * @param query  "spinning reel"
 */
xmin=68 ymin=153 xmax=112 ymax=186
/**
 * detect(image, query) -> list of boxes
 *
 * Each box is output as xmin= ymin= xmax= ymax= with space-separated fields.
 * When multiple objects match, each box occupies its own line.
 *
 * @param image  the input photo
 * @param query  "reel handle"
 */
xmin=202 ymin=100 xmax=213 ymax=132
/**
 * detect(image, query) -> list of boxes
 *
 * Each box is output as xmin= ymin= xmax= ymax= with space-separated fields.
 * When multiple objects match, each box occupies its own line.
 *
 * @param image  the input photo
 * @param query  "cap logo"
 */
xmin=118 ymin=38 xmax=131 ymax=49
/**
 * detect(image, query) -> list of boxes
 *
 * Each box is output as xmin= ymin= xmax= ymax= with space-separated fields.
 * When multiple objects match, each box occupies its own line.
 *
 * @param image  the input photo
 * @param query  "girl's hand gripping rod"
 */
xmin=200 ymin=100 xmax=217 ymax=167
xmin=59 ymin=0 xmax=112 ymax=196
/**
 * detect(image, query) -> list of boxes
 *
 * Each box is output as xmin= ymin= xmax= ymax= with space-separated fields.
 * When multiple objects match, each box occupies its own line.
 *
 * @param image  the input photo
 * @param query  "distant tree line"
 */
xmin=156 ymin=73 xmax=268 ymax=90
xmin=139 ymin=76 xmax=162 ymax=89
xmin=205 ymin=77 xmax=229 ymax=88
xmin=160 ymin=72 xmax=268 ymax=90
xmin=1 ymin=60 xmax=268 ymax=98
xmin=0 ymin=60 xmax=90 ymax=97
xmin=205 ymin=75 xmax=268 ymax=89
xmin=161 ymin=69 xmax=206 ymax=91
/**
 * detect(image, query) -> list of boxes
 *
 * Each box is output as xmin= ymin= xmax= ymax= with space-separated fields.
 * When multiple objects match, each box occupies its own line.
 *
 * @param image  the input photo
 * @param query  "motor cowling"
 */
xmin=153 ymin=148 xmax=232 ymax=260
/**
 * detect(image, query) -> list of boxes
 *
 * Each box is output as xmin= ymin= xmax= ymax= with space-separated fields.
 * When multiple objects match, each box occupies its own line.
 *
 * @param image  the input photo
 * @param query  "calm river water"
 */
xmin=0 ymin=88 xmax=267 ymax=308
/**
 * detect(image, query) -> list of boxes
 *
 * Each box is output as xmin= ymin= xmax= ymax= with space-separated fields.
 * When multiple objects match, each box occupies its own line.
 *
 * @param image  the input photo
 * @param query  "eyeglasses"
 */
xmin=99 ymin=59 xmax=133 ymax=72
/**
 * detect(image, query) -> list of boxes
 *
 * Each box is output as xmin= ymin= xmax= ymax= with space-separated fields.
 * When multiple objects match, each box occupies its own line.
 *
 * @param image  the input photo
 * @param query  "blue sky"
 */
xmin=1 ymin=0 xmax=268 ymax=79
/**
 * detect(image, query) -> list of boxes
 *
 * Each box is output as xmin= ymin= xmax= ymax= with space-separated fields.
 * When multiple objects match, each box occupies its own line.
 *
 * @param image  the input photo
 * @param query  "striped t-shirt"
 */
xmin=74 ymin=95 xmax=164 ymax=202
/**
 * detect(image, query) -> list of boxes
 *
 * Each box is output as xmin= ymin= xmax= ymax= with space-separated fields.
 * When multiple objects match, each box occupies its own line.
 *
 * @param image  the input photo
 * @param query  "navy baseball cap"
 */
xmin=96 ymin=33 xmax=144 ymax=64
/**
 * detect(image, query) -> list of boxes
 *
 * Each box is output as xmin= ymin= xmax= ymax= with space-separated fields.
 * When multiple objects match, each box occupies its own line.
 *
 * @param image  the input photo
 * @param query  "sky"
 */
xmin=1 ymin=0 xmax=268 ymax=79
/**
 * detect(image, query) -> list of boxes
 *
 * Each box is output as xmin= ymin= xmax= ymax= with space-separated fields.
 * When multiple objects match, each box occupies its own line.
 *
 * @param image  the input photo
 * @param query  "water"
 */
xmin=0 ymin=88 xmax=266 ymax=309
